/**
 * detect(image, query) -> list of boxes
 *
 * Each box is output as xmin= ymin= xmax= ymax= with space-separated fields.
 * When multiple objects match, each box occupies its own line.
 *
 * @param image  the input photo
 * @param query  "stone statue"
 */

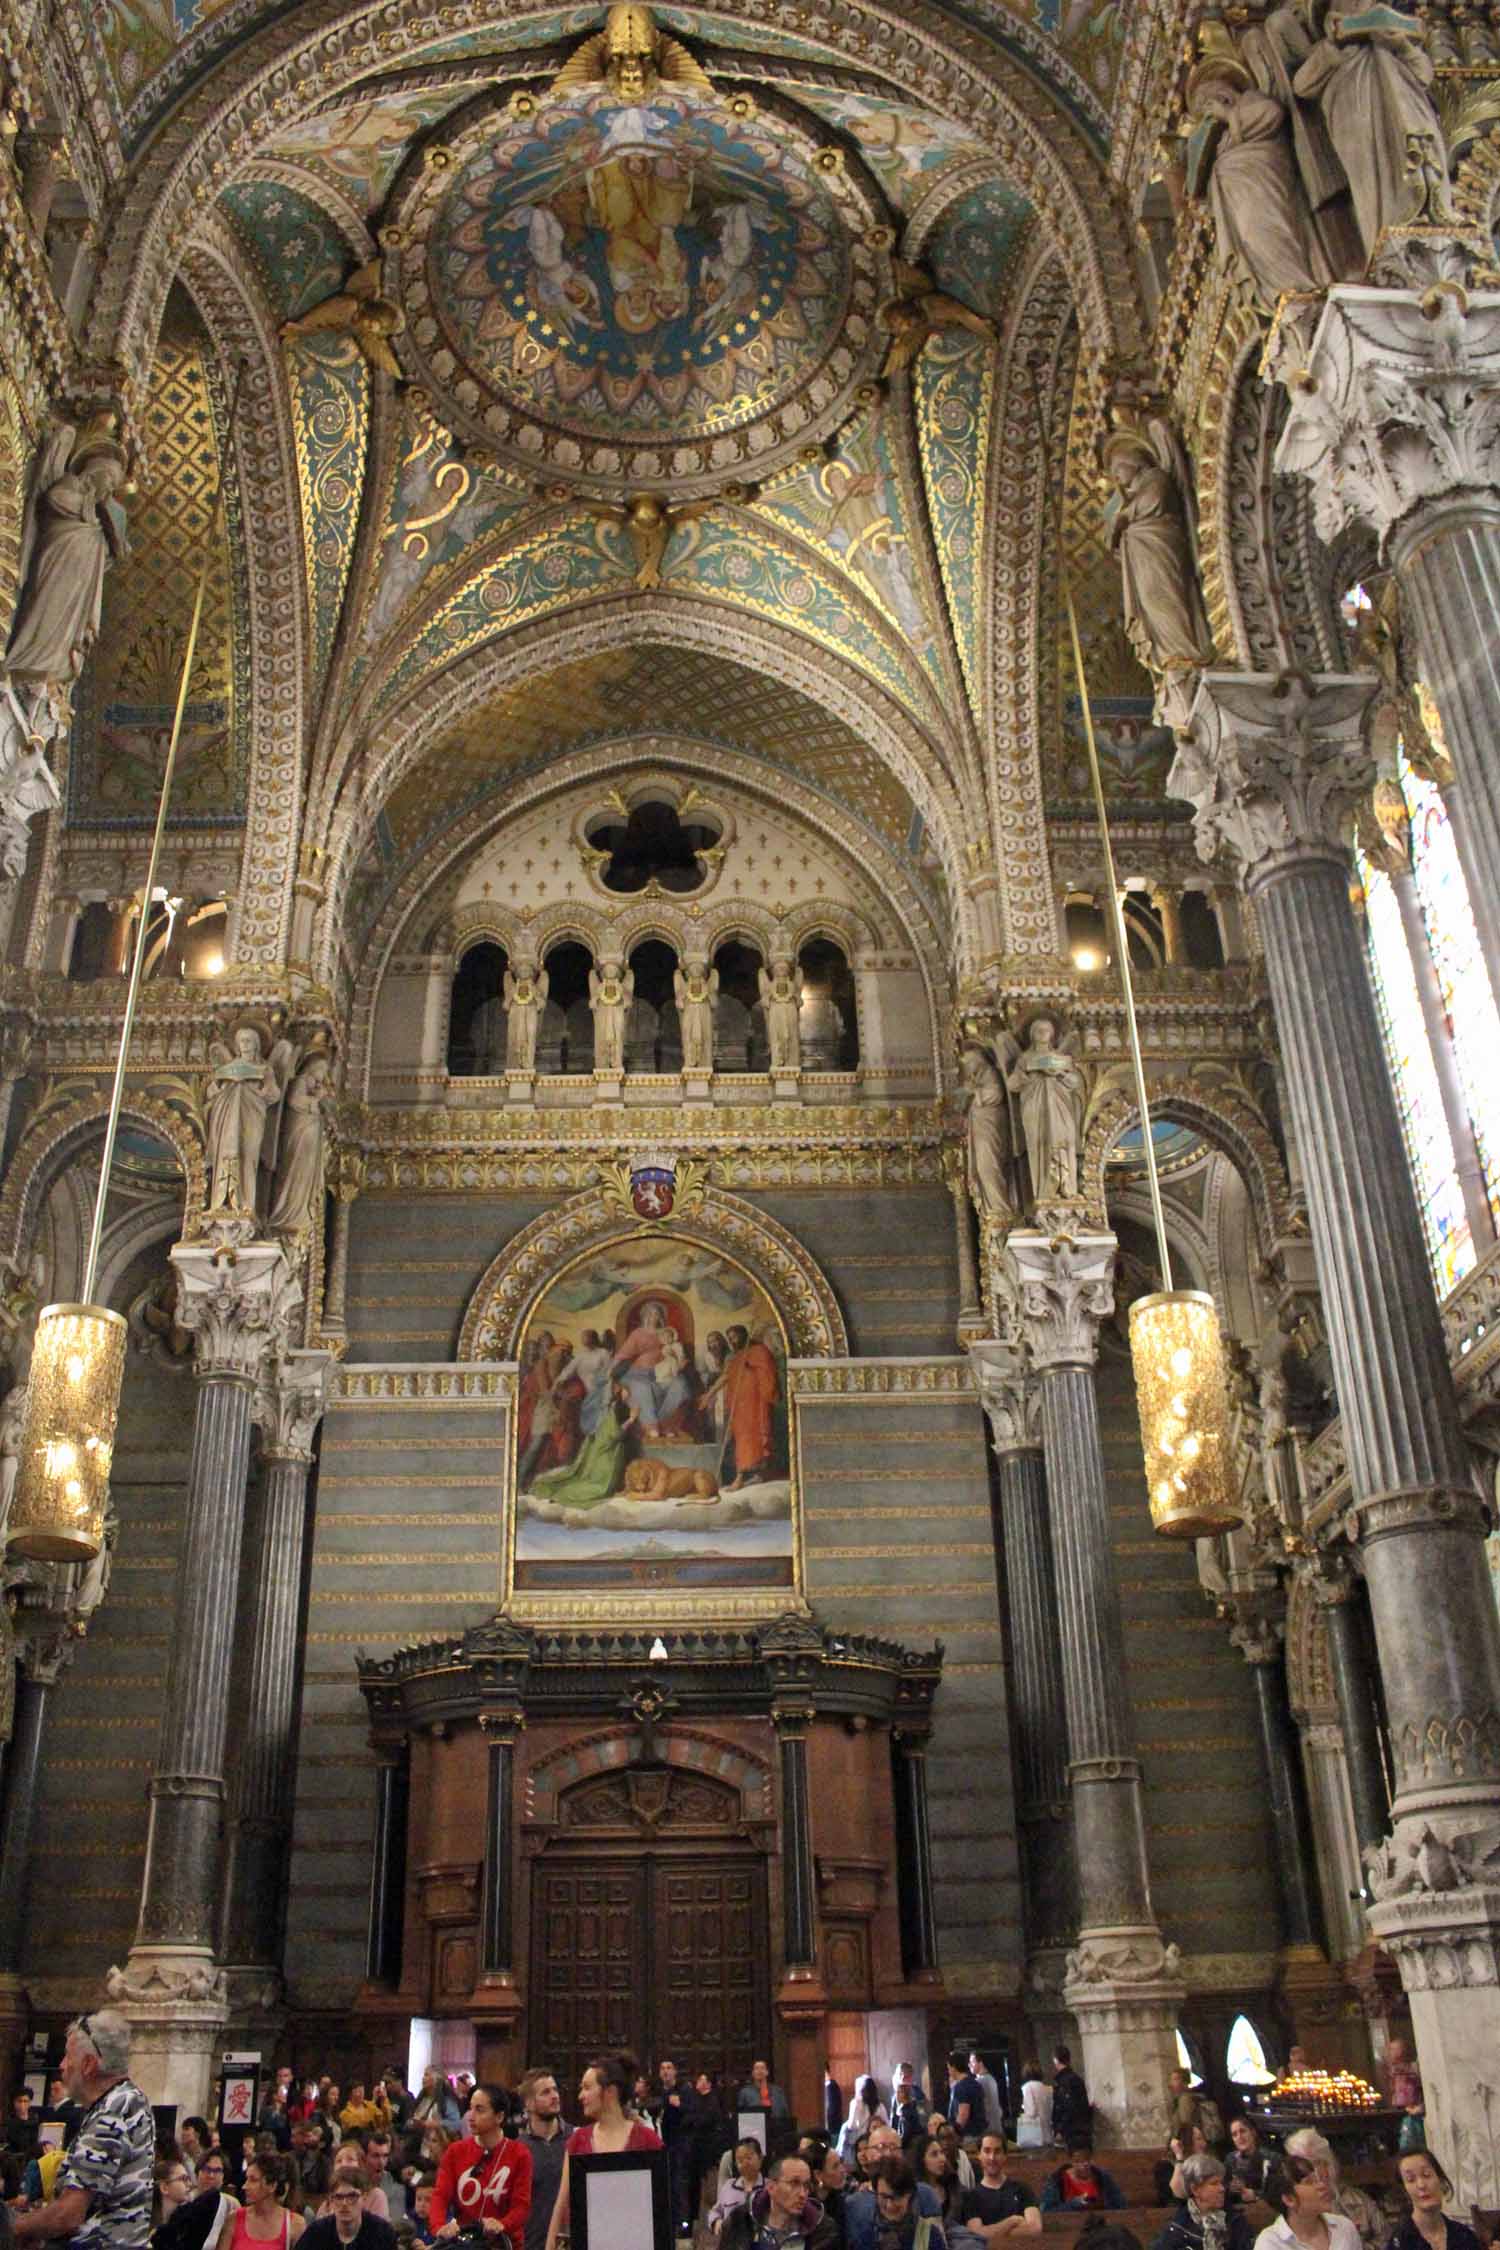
xmin=958 ymin=1044 xmax=1014 ymax=1218
xmin=268 ymin=1054 xmax=334 ymax=1239
xmin=878 ymin=260 xmax=997 ymax=377
xmin=0 ymin=1380 xmax=27 ymax=1553
xmin=70 ymin=1505 xmax=117 ymax=1631
xmin=0 ymin=679 xmax=64 ymax=885
xmin=758 ymin=958 xmax=801 ymax=1074
xmin=579 ymin=495 xmax=727 ymax=591
xmin=589 ymin=961 xmax=633 ymax=1076
xmin=5 ymin=414 xmax=130 ymax=686
xmin=675 ymin=962 xmax=718 ymax=1073
xmin=1239 ymin=5 xmax=1364 ymax=278
xmin=282 ymin=261 xmax=404 ymax=376
xmin=1185 ymin=58 xmax=1335 ymax=301
xmin=1006 ymin=1015 xmax=1086 ymax=1206
xmin=502 ymin=963 xmax=547 ymax=1074
xmin=1103 ymin=421 xmax=1216 ymax=712
xmin=206 ymin=1026 xmax=287 ymax=1216
xmin=1293 ymin=4 xmax=1450 ymax=261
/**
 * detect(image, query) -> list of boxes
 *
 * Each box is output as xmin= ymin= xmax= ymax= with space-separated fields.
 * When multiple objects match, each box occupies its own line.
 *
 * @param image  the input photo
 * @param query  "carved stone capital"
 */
xmin=106 ymin=1947 xmax=229 ymax=2014
xmin=969 ymin=1340 xmax=1042 ymax=1453
xmin=169 ymin=1241 xmax=303 ymax=1385
xmin=1229 ymin=1608 xmax=1285 ymax=1669
xmin=1006 ymin=1231 xmax=1116 ymax=1371
xmin=1274 ymin=279 xmax=1500 ymax=553
xmin=1173 ymin=671 xmax=1378 ymax=884
xmin=254 ymin=1347 xmax=332 ymax=1464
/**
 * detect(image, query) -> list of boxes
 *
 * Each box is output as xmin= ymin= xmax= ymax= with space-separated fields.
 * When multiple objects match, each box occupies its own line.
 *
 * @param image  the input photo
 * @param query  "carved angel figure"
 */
xmin=206 ymin=1026 xmax=291 ymax=1218
xmin=581 ymin=494 xmax=722 ymax=590
xmin=1005 ymin=1015 xmax=1086 ymax=1206
xmin=675 ymin=961 xmax=718 ymax=1073
xmin=0 ymin=679 xmax=63 ymax=884
xmin=502 ymin=962 xmax=549 ymax=1074
xmin=0 ymin=1380 xmax=27 ymax=1554
xmin=1293 ymin=3 xmax=1450 ymax=260
xmin=1103 ymin=419 xmax=1216 ymax=694
xmin=758 ymin=958 xmax=801 ymax=1074
xmin=958 ymin=1043 xmax=1015 ymax=1219
xmin=548 ymin=2 xmax=717 ymax=101
xmin=877 ymin=261 xmax=997 ymax=379
xmin=282 ymin=261 xmax=404 ymax=376
xmin=1185 ymin=56 xmax=1336 ymax=301
xmin=269 ymin=1054 xmax=334 ymax=1240
xmin=5 ymin=415 xmax=130 ymax=687
xmin=589 ymin=961 xmax=633 ymax=1075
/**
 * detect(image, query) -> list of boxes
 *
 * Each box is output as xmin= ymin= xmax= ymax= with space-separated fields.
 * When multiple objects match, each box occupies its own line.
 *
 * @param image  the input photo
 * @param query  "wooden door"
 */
xmin=530 ymin=1851 xmax=768 ymax=2097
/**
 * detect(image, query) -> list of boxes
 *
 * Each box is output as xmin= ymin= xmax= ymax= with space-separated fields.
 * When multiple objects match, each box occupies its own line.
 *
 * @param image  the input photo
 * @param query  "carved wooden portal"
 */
xmin=529 ymin=1763 xmax=770 ymax=2095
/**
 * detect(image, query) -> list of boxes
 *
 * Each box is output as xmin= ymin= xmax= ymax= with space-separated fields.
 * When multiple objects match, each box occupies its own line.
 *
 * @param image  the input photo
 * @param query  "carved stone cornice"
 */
xmin=27 ymin=977 xmax=340 ymax=1074
xmin=1174 ymin=672 xmax=1379 ymax=884
xmin=1006 ymin=1230 xmax=1116 ymax=1372
xmin=169 ymin=1239 xmax=302 ymax=1385
xmin=968 ymin=1339 xmax=1042 ymax=1453
xmin=1274 ymin=274 xmax=1500 ymax=555
xmin=253 ymin=1346 xmax=332 ymax=1465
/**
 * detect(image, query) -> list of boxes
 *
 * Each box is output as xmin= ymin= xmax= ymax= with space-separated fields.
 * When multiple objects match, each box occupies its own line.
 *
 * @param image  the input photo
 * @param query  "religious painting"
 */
xmin=509 ymin=1234 xmax=797 ymax=1610
xmin=434 ymin=87 xmax=849 ymax=441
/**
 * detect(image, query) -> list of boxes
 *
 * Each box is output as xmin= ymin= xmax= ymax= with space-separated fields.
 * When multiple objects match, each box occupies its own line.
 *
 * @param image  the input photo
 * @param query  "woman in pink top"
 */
xmin=544 ymin=2053 xmax=662 ymax=2250
xmin=230 ymin=2157 xmax=305 ymax=2250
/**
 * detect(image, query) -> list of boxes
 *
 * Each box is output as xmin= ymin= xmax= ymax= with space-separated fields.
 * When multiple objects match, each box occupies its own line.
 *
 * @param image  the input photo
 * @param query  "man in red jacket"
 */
xmin=431 ymin=2085 xmax=532 ymax=2250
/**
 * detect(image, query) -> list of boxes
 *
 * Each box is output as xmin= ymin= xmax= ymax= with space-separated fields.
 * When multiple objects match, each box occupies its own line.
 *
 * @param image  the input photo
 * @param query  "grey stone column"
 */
xmin=1311 ymin=1564 xmax=1390 ymax=1861
xmin=478 ymin=1713 xmax=521 ymax=1981
xmin=1275 ymin=273 xmax=1500 ymax=1001
xmin=1389 ymin=863 xmax=1495 ymax=1256
xmin=0 ymin=1637 xmax=72 ymax=1971
xmin=1230 ymin=1612 xmax=1325 ymax=1953
xmin=110 ymin=1236 xmax=300 ymax=2115
xmin=367 ymin=1745 xmax=410 ymax=1989
xmin=972 ymin=1343 xmax=1077 ymax=1987
xmin=942 ymin=1146 xmax=984 ymax=1338
xmin=774 ymin=1707 xmax=818 ymax=1971
xmin=1007 ymin=1232 xmax=1183 ymax=2142
xmin=890 ymin=1723 xmax=939 ymax=1982
xmin=221 ymin=1349 xmax=330 ymax=1983
xmin=1180 ymin=672 xmax=1500 ymax=2201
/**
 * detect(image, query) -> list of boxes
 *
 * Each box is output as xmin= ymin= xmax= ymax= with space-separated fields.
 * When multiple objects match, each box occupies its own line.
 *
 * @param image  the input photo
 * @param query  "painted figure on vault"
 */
xmin=586 ymin=115 xmax=694 ymax=330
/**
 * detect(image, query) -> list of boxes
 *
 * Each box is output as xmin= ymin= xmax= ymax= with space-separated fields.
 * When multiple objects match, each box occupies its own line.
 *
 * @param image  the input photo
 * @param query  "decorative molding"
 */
xmin=788 ymin=1356 xmax=974 ymax=1398
xmin=329 ymin=1362 xmax=514 ymax=1404
xmin=1007 ymin=1230 xmax=1115 ymax=1371
xmin=170 ymin=1238 xmax=302 ymax=1383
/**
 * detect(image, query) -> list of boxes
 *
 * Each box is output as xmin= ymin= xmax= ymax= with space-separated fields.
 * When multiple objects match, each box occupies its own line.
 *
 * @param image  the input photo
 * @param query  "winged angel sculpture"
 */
xmin=282 ymin=261 xmax=404 ymax=376
xmin=878 ymin=260 xmax=997 ymax=378
xmin=960 ymin=1014 xmax=1086 ymax=1218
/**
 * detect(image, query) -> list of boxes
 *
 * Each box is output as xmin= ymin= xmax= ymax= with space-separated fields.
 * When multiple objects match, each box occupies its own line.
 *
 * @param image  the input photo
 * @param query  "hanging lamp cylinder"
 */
xmin=1129 ymin=1287 xmax=1242 ymax=1538
xmin=9 ymin=1303 xmax=128 ymax=1561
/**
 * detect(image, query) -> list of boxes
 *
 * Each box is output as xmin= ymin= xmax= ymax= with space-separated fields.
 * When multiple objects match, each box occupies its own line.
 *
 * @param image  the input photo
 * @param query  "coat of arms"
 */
xmin=600 ymin=1149 xmax=705 ymax=1223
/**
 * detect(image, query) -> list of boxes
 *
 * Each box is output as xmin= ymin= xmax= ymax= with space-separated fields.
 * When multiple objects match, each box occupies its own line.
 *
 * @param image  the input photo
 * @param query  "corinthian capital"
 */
xmin=1275 ymin=280 xmax=1500 ymax=552
xmin=1171 ymin=671 xmax=1378 ymax=882
xmin=254 ymin=1346 xmax=332 ymax=1463
xmin=1006 ymin=1232 xmax=1116 ymax=1372
xmin=169 ymin=1240 xmax=303 ymax=1384
xmin=969 ymin=1340 xmax=1042 ymax=1452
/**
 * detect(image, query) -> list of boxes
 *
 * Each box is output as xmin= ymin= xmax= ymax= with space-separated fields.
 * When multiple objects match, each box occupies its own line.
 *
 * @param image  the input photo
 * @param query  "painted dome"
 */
xmin=396 ymin=84 xmax=887 ymax=495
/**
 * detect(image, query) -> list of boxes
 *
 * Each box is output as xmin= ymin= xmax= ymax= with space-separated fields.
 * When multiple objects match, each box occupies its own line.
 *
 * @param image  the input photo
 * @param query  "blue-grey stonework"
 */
xmin=282 ymin=1377 xmax=508 ymax=2006
xmin=342 ymin=1196 xmax=554 ymax=1360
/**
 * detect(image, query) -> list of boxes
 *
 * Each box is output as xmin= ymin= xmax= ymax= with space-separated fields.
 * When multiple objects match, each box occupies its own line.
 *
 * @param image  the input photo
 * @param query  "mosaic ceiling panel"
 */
xmin=915 ymin=331 xmax=993 ymax=717
xmin=218 ymin=180 xmax=353 ymax=322
xmin=70 ymin=318 xmax=244 ymax=827
xmin=925 ymin=178 xmax=1032 ymax=320
xmin=286 ymin=334 xmax=370 ymax=694
xmin=260 ymin=83 xmax=493 ymax=215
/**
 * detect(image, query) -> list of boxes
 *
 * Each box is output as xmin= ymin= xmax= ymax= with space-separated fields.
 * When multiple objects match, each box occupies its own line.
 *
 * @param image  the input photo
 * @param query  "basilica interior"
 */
xmin=0 ymin=0 xmax=1499 ymax=2208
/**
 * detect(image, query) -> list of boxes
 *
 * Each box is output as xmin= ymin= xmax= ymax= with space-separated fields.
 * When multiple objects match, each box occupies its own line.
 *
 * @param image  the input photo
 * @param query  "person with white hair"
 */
xmin=1152 ymin=2154 xmax=1256 ymax=2250
xmin=12 ymin=2010 xmax=153 ymax=2250
xmin=1282 ymin=2131 xmax=1383 ymax=2250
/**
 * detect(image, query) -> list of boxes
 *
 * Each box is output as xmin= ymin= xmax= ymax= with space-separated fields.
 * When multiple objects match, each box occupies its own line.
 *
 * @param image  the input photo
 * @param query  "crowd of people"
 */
xmin=4 ymin=2015 xmax=1474 ymax=2250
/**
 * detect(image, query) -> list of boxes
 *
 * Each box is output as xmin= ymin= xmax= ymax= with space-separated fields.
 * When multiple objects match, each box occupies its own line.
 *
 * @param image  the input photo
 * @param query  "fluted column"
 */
xmin=478 ymin=1712 xmax=522 ymax=1983
xmin=221 ymin=1349 xmax=330 ymax=1983
xmin=972 ymin=1344 xmax=1076 ymax=1987
xmin=1230 ymin=1611 xmax=1324 ymax=1953
xmin=1180 ymin=671 xmax=1500 ymax=2201
xmin=890 ymin=1722 xmax=939 ymax=1982
xmin=1007 ymin=1232 xmax=1182 ymax=2142
xmin=111 ymin=1236 xmax=300 ymax=2113
xmin=1311 ymin=1565 xmax=1391 ymax=1860
xmin=774 ymin=1706 xmax=818 ymax=1971
xmin=1275 ymin=271 xmax=1500 ymax=999
xmin=0 ymin=1635 xmax=72 ymax=1971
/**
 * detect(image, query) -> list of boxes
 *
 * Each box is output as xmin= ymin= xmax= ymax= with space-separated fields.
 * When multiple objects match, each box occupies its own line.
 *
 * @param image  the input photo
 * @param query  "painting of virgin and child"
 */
xmin=511 ymin=1238 xmax=795 ymax=1592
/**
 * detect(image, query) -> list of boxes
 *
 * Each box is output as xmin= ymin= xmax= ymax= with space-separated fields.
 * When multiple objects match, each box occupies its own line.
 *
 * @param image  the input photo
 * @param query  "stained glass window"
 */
xmin=1357 ymin=844 xmax=1475 ymax=1292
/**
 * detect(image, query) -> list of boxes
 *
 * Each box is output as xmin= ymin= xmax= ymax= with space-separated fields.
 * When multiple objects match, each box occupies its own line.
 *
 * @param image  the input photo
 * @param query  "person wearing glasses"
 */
xmin=12 ymin=2011 xmax=154 ymax=2250
xmin=298 ymin=2166 xmax=397 ymax=2250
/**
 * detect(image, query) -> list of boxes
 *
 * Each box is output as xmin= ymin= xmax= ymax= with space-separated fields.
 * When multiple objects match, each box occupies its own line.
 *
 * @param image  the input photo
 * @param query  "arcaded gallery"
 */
xmin=0 ymin=0 xmax=1498 ymax=2237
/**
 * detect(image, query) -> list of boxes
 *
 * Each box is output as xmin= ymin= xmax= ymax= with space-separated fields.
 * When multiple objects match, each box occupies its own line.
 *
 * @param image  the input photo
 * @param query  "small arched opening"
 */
xmin=447 ymin=940 xmax=509 ymax=1076
xmin=797 ymin=936 xmax=858 ymax=1071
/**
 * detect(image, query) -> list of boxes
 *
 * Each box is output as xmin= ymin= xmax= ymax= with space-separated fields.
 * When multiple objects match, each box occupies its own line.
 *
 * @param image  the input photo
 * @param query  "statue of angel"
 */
xmin=580 ymin=494 xmax=725 ymax=590
xmin=758 ymin=958 xmax=801 ymax=1074
xmin=548 ymin=2 xmax=718 ymax=101
xmin=502 ymin=962 xmax=548 ymax=1074
xmin=69 ymin=1503 xmax=117 ymax=1630
xmin=958 ymin=1041 xmax=1017 ymax=1218
xmin=268 ymin=1053 xmax=335 ymax=1240
xmin=5 ymin=414 xmax=130 ymax=687
xmin=675 ymin=961 xmax=719 ymax=1073
xmin=1004 ymin=1013 xmax=1087 ymax=1206
xmin=0 ymin=678 xmax=64 ymax=884
xmin=1103 ymin=415 xmax=1216 ymax=701
xmin=282 ymin=261 xmax=404 ymax=376
xmin=878 ymin=260 xmax=997 ymax=378
xmin=206 ymin=1025 xmax=292 ymax=1219
xmin=590 ymin=961 xmax=633 ymax=1075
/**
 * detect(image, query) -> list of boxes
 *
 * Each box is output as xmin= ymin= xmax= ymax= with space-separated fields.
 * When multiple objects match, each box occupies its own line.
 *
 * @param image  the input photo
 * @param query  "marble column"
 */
xmin=1275 ymin=270 xmax=1500 ymax=999
xmin=1311 ymin=1563 xmax=1391 ymax=1861
xmin=890 ymin=1722 xmax=940 ymax=1982
xmin=366 ymin=1746 xmax=410 ymax=1989
xmin=478 ymin=1712 xmax=522 ymax=1986
xmin=774 ymin=1708 xmax=818 ymax=1971
xmin=972 ymin=1342 xmax=1077 ymax=2006
xmin=109 ymin=1235 xmax=301 ymax=2112
xmin=942 ymin=1146 xmax=984 ymax=1339
xmin=1179 ymin=672 xmax=1500 ymax=2201
xmin=1149 ymin=885 xmax=1185 ymax=966
xmin=1389 ymin=864 xmax=1495 ymax=1255
xmin=1230 ymin=1611 xmax=1324 ymax=1952
xmin=319 ymin=1158 xmax=362 ymax=1345
xmin=1007 ymin=1231 xmax=1183 ymax=2141
xmin=221 ymin=1349 xmax=330 ymax=1994
xmin=0 ymin=1634 xmax=72 ymax=2093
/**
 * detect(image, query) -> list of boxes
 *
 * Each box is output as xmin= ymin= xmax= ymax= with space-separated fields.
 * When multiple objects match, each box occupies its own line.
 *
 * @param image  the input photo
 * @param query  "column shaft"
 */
xmin=366 ymin=1750 xmax=410 ymax=1987
xmin=778 ymin=1723 xmax=816 ymax=1969
xmin=0 ymin=1673 xmax=49 ymax=1971
xmin=1321 ymin=1589 xmax=1391 ymax=1859
xmin=1392 ymin=505 xmax=1500 ymax=1003
xmin=222 ymin=1452 xmax=313 ymax=1969
xmin=890 ymin=1732 xmax=939 ymax=1980
xmin=136 ymin=1371 xmax=256 ymax=1951
xmin=1390 ymin=865 xmax=1494 ymax=1255
xmin=991 ymin=1443 xmax=1076 ymax=1949
xmin=480 ymin=1726 xmax=517 ymax=1977
xmin=1246 ymin=1651 xmax=1324 ymax=1951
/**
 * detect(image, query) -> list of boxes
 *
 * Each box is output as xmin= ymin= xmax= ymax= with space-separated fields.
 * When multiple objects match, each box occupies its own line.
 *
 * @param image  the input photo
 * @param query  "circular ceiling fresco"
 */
xmin=397 ymin=86 xmax=888 ymax=495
